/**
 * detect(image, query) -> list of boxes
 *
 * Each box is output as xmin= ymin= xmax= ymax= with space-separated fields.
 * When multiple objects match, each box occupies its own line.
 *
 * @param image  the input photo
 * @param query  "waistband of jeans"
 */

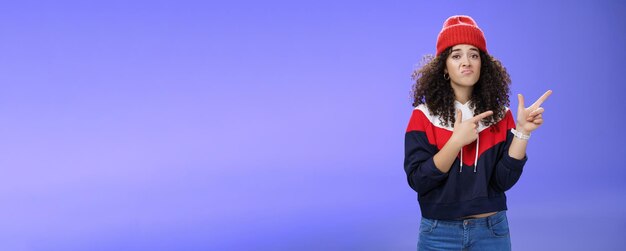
xmin=423 ymin=210 xmax=506 ymax=226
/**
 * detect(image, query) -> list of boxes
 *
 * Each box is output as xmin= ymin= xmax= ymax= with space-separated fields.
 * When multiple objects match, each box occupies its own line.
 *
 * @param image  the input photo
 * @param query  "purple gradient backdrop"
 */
xmin=0 ymin=1 xmax=624 ymax=250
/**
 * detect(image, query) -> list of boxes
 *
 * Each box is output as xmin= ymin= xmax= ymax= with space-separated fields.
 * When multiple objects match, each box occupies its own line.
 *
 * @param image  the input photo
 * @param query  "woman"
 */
xmin=404 ymin=15 xmax=551 ymax=250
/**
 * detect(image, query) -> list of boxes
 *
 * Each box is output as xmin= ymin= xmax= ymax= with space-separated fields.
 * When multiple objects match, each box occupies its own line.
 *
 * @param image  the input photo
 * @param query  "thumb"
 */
xmin=455 ymin=109 xmax=462 ymax=126
xmin=517 ymin=94 xmax=525 ymax=110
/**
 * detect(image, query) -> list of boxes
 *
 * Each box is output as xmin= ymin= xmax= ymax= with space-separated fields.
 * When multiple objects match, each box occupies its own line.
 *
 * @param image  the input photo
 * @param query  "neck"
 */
xmin=451 ymin=84 xmax=473 ymax=104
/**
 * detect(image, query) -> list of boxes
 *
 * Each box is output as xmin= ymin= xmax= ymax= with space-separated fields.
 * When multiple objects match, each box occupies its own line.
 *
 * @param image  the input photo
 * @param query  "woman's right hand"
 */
xmin=450 ymin=109 xmax=493 ymax=147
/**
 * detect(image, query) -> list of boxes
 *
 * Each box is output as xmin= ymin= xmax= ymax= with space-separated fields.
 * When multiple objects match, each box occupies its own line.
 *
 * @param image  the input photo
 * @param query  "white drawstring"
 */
xmin=459 ymin=136 xmax=480 ymax=173
xmin=459 ymin=146 xmax=463 ymax=173
xmin=474 ymin=136 xmax=479 ymax=172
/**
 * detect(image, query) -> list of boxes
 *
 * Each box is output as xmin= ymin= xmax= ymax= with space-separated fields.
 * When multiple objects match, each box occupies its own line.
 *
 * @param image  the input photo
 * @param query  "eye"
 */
xmin=451 ymin=55 xmax=461 ymax=59
xmin=471 ymin=54 xmax=480 ymax=59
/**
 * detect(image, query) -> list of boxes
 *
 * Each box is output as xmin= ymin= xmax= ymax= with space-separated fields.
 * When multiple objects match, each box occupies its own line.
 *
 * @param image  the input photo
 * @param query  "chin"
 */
xmin=462 ymin=78 xmax=480 ymax=86
xmin=459 ymin=81 xmax=478 ymax=87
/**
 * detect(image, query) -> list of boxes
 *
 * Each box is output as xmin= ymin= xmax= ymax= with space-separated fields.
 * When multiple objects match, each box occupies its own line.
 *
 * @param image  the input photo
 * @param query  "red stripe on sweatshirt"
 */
xmin=406 ymin=109 xmax=516 ymax=166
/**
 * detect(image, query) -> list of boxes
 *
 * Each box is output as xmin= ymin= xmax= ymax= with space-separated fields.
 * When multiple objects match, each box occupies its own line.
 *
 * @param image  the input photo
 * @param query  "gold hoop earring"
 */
xmin=443 ymin=73 xmax=450 ymax=80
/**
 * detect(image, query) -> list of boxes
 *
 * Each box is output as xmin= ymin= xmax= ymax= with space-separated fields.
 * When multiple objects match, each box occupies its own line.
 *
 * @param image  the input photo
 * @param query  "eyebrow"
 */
xmin=451 ymin=48 xmax=480 ymax=52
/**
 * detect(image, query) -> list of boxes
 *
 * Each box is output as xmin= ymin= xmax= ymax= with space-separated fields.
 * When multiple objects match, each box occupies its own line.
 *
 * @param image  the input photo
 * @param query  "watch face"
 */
xmin=511 ymin=129 xmax=530 ymax=140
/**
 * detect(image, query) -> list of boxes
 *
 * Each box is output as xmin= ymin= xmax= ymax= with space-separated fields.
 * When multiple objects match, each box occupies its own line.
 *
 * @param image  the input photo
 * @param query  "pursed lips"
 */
xmin=461 ymin=69 xmax=473 ymax=74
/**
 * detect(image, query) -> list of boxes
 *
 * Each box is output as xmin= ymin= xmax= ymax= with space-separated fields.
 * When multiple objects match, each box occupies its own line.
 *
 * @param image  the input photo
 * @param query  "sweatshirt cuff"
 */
xmin=424 ymin=157 xmax=448 ymax=177
xmin=502 ymin=153 xmax=528 ymax=170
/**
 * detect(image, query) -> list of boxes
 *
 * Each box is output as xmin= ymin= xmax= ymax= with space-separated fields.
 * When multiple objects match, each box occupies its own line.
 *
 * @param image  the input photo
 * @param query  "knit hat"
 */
xmin=436 ymin=15 xmax=487 ymax=56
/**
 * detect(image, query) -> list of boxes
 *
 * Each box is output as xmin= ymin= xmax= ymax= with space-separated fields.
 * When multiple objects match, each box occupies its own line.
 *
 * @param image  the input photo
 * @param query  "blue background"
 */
xmin=1 ymin=0 xmax=624 ymax=250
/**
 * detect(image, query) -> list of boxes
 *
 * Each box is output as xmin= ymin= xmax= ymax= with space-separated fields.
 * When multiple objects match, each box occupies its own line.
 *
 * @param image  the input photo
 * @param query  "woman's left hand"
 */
xmin=516 ymin=90 xmax=552 ymax=134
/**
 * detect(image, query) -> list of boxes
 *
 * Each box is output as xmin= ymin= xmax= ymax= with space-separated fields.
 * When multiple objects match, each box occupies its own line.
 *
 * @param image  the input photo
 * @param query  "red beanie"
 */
xmin=436 ymin=15 xmax=487 ymax=56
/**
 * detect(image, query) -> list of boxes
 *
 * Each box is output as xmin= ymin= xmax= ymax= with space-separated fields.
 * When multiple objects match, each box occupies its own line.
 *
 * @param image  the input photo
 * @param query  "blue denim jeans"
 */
xmin=418 ymin=211 xmax=511 ymax=251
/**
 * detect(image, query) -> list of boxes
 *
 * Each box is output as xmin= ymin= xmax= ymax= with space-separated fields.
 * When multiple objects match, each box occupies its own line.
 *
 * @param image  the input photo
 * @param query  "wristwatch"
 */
xmin=511 ymin=128 xmax=530 ymax=140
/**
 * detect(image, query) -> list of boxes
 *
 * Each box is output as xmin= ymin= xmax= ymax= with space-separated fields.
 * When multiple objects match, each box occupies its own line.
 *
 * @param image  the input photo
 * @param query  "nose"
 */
xmin=461 ymin=56 xmax=471 ymax=67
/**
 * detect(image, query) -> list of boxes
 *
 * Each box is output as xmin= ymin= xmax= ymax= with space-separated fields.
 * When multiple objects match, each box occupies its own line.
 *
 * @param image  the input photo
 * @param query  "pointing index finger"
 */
xmin=531 ymin=90 xmax=553 ymax=108
xmin=472 ymin=110 xmax=494 ymax=122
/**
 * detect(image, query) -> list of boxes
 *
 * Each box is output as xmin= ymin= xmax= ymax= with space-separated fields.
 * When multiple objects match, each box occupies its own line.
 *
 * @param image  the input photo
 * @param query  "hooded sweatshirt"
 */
xmin=404 ymin=101 xmax=527 ymax=220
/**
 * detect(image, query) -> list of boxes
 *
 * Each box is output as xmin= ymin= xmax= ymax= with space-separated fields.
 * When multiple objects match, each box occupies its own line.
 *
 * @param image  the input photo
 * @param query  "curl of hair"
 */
xmin=410 ymin=48 xmax=511 ymax=128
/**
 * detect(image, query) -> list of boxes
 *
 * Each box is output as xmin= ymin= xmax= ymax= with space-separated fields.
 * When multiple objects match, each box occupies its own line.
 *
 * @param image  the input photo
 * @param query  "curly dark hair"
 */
xmin=410 ymin=47 xmax=511 ymax=127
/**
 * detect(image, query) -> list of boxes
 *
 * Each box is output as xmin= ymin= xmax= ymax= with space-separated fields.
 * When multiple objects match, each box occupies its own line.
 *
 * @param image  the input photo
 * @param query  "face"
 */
xmin=445 ymin=44 xmax=481 ymax=88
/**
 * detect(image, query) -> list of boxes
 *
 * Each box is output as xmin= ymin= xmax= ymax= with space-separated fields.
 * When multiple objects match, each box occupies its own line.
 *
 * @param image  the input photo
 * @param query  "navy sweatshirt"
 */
xmin=404 ymin=101 xmax=527 ymax=220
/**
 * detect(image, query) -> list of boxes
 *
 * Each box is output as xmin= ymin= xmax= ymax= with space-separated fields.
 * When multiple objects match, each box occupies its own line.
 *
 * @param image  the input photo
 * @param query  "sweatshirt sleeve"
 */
xmin=404 ymin=109 xmax=449 ymax=194
xmin=491 ymin=110 xmax=527 ymax=192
